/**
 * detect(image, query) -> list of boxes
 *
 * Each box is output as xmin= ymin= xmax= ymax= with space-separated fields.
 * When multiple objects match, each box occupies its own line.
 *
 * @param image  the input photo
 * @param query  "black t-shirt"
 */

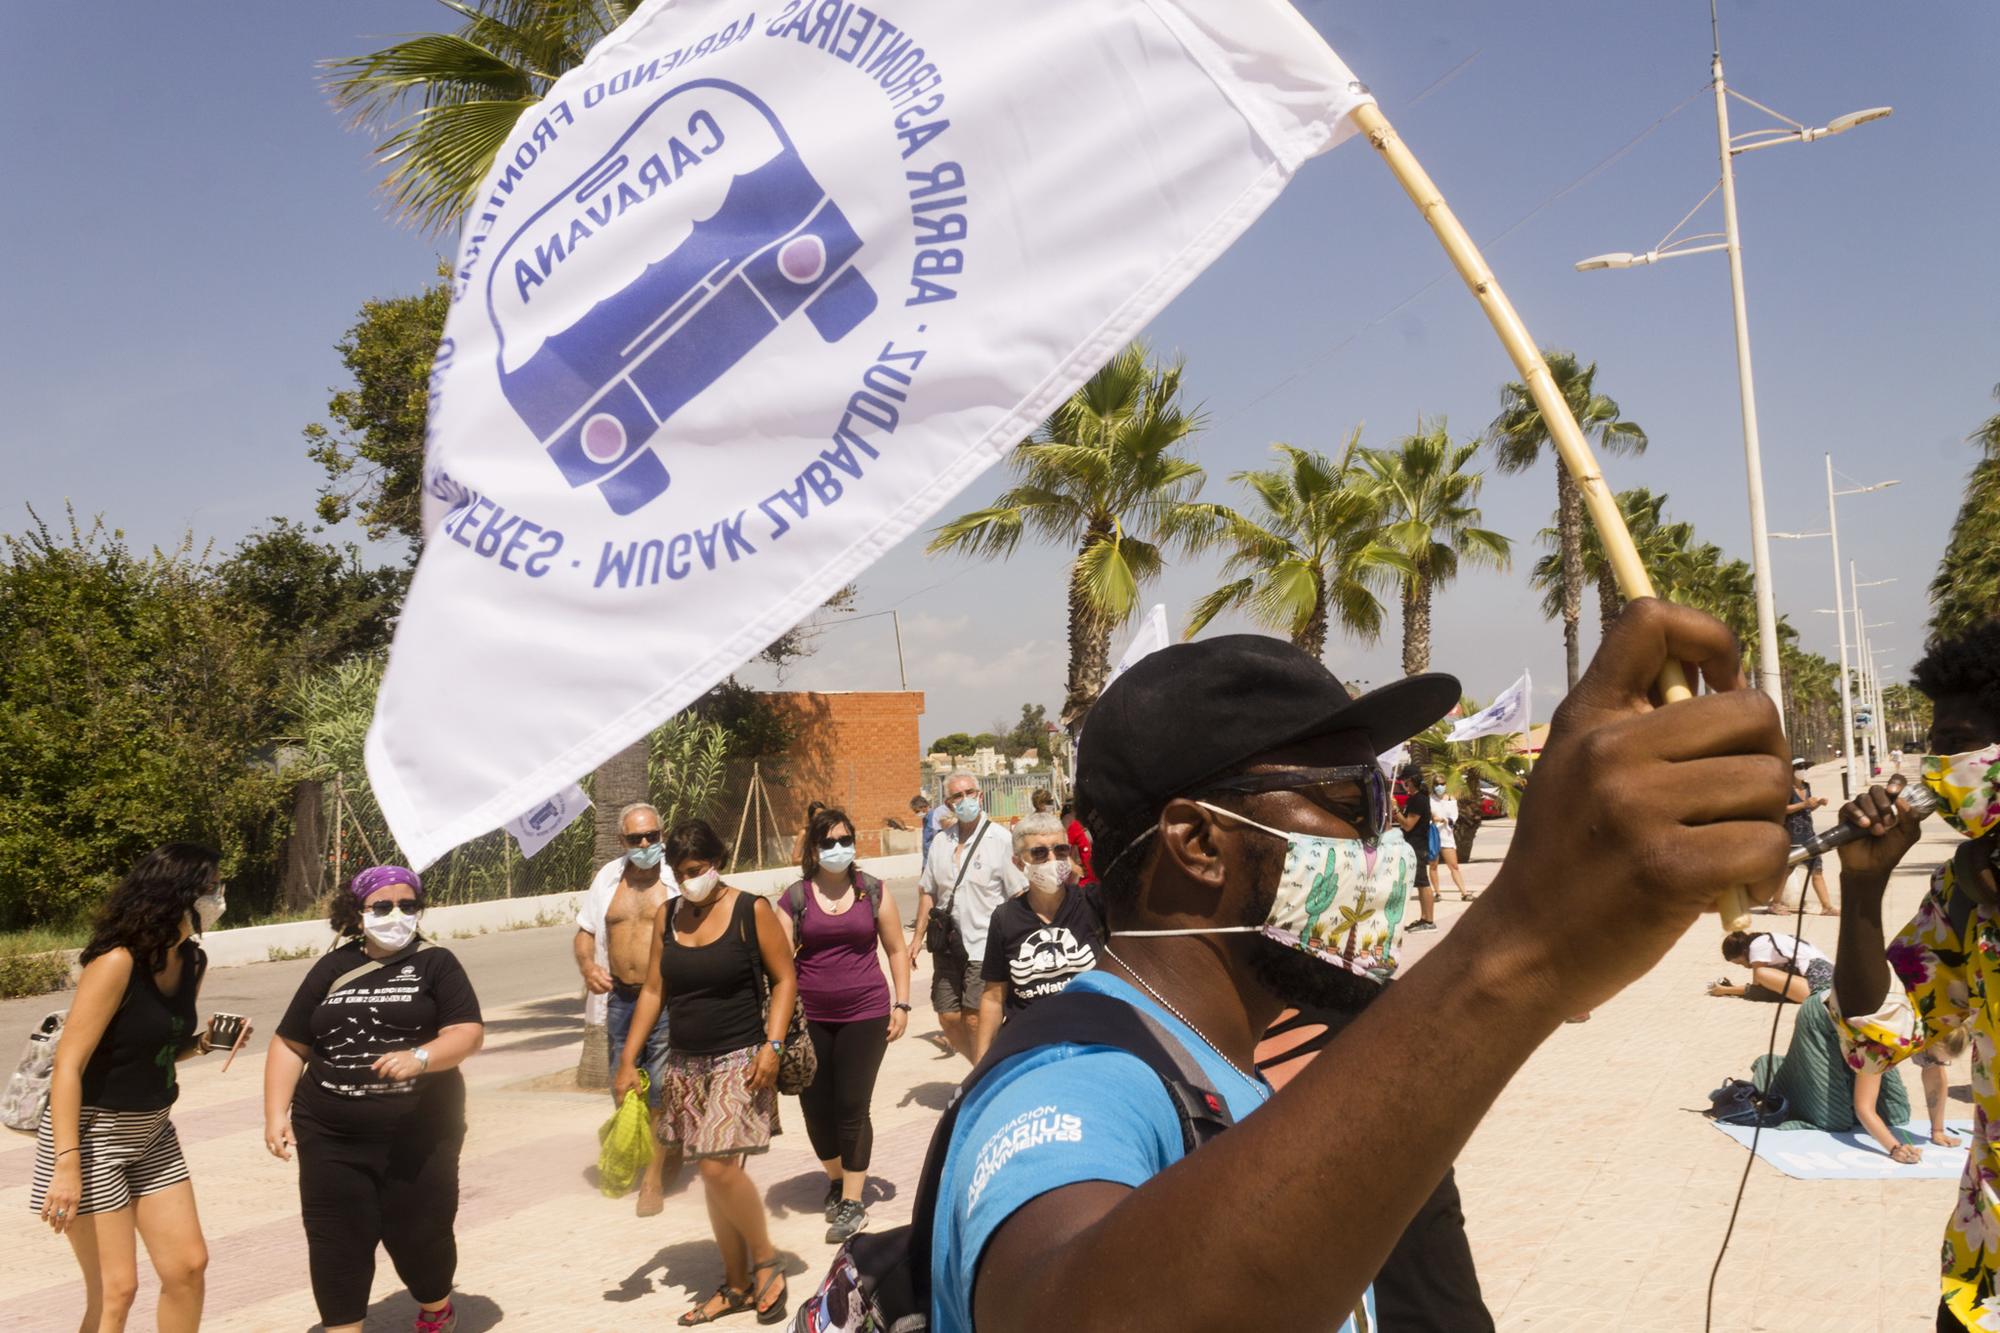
xmin=1257 ymin=997 xmax=1493 ymax=1332
xmin=980 ymin=886 xmax=1106 ymax=1014
xmin=79 ymin=940 xmax=205 ymax=1111
xmin=1402 ymin=787 xmax=1433 ymax=856
xmin=277 ymin=942 xmax=482 ymax=1137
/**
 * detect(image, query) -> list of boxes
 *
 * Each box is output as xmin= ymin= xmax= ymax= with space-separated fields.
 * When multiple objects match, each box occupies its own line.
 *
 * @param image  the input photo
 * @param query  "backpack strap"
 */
xmin=904 ymin=988 xmax=1237 ymax=1313
xmin=782 ymin=880 xmax=809 ymax=948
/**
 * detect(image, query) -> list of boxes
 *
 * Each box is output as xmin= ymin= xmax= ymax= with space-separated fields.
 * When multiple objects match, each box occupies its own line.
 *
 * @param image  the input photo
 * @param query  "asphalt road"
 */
xmin=0 ymin=878 xmax=926 ymax=1047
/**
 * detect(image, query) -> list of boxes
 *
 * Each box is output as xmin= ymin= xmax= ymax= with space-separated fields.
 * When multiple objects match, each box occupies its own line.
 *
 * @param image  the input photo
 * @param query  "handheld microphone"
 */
xmin=1787 ymin=778 xmax=1937 ymax=867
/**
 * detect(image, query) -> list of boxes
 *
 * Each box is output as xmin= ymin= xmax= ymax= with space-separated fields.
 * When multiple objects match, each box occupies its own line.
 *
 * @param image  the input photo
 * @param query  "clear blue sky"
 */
xmin=6 ymin=1 xmax=1994 ymax=745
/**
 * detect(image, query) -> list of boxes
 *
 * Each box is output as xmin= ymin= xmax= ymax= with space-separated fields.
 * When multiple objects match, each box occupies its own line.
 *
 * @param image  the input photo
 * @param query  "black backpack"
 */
xmin=790 ymin=988 xmax=1236 ymax=1332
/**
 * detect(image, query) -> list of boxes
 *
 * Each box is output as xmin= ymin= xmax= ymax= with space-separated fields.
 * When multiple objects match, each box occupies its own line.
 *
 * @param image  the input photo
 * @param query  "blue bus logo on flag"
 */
xmin=486 ymin=79 xmax=878 ymax=515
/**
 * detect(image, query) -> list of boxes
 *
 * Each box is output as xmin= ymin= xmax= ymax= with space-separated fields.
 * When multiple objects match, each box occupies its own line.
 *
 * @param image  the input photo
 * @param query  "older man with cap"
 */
xmin=924 ymin=602 xmax=1791 ymax=1332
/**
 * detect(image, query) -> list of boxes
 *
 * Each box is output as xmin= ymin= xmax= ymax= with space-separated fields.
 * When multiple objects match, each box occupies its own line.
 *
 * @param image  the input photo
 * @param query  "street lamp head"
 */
xmin=1818 ymin=106 xmax=1894 ymax=138
xmin=1575 ymin=251 xmax=1639 ymax=272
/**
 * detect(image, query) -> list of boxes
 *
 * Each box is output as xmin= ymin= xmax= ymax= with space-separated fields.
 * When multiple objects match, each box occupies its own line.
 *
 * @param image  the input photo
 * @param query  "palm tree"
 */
xmin=1363 ymin=421 xmax=1511 ymax=676
xmin=1929 ymin=385 xmax=2000 ymax=642
xmin=1486 ymin=352 xmax=1648 ymax=690
xmin=1180 ymin=431 xmax=1409 ymax=659
xmin=1528 ymin=487 xmax=1673 ymax=640
xmin=1411 ymin=704 xmax=1530 ymax=862
xmin=928 ymin=343 xmax=1208 ymax=729
xmin=324 ymin=0 xmax=644 ymax=234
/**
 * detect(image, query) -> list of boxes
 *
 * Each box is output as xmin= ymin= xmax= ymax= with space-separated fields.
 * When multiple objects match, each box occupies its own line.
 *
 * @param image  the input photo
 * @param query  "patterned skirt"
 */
xmin=657 ymin=1045 xmax=780 ymax=1160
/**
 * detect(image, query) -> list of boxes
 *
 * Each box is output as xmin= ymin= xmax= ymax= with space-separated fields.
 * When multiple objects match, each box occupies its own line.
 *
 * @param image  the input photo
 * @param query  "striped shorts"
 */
xmin=29 ymin=1106 xmax=190 ymax=1216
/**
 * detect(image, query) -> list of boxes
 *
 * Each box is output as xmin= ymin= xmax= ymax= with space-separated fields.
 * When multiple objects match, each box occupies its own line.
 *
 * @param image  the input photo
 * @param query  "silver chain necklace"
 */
xmin=1101 ymin=945 xmax=1257 ymax=1083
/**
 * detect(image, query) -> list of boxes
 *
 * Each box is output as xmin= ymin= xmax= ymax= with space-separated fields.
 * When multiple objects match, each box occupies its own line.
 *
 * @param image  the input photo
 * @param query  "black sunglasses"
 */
xmin=818 ymin=834 xmax=856 ymax=850
xmin=365 ymin=898 xmax=422 ymax=918
xmin=1198 ymin=765 xmax=1390 ymax=838
xmin=1024 ymin=845 xmax=1074 ymax=864
xmin=623 ymin=829 xmax=663 ymax=846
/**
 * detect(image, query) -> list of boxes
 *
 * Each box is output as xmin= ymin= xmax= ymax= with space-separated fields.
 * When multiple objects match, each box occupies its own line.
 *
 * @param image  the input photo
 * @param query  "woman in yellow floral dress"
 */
xmin=1826 ymin=616 xmax=2000 ymax=1332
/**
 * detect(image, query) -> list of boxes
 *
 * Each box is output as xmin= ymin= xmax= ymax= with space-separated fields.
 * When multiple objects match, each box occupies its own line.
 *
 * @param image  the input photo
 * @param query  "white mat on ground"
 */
xmin=1711 ymin=1119 xmax=1974 ymax=1179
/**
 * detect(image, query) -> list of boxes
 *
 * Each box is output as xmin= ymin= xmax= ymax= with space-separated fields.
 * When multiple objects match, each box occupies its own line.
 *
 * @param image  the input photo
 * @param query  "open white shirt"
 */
xmin=1746 ymin=932 xmax=1829 ymax=972
xmin=575 ymin=857 xmax=678 ymax=1024
xmin=920 ymin=818 xmax=1026 ymax=965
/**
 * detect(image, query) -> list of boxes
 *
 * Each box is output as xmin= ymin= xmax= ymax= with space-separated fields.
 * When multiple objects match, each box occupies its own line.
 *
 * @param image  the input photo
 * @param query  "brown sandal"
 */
xmin=679 ymin=1283 xmax=752 ymax=1325
xmin=751 ymin=1257 xmax=788 ymax=1325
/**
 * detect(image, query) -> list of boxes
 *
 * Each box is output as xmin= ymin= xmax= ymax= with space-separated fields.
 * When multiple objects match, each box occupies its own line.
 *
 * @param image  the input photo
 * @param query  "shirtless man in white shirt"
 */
xmin=574 ymin=803 xmax=679 ymax=1213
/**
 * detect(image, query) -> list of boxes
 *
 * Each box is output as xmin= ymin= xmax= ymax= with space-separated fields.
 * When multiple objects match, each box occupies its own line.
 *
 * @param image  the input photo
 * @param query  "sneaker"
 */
xmin=415 ymin=1302 xmax=456 ymax=1333
xmin=826 ymin=1199 xmax=868 ymax=1245
xmin=1407 ymin=919 xmax=1438 ymax=932
xmin=822 ymin=1177 xmax=844 ymax=1223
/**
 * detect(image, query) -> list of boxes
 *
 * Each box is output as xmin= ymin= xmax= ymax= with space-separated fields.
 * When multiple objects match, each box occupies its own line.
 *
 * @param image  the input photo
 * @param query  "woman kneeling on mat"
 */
xmin=1708 ymin=929 xmax=1833 ymax=1003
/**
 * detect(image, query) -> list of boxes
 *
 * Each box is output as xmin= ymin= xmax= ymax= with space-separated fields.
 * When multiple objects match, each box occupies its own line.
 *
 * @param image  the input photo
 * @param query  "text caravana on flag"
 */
xmin=368 ymin=0 xmax=1374 ymax=866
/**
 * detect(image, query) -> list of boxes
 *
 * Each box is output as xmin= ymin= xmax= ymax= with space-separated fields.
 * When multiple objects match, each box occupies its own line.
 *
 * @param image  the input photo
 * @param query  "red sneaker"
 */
xmin=415 ymin=1301 xmax=457 ymax=1333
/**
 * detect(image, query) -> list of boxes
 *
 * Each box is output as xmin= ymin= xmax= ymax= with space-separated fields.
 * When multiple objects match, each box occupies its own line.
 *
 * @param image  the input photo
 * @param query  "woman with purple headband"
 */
xmin=261 ymin=866 xmax=484 ymax=1333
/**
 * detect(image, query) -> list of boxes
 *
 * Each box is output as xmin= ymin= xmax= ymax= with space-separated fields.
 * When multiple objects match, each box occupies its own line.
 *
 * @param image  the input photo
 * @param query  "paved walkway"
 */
xmin=1 ymin=770 xmax=1964 ymax=1330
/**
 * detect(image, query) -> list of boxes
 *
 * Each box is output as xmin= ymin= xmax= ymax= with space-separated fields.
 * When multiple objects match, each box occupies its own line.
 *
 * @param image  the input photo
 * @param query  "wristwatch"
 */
xmin=892 ymin=1002 xmax=912 ymax=1012
xmin=412 ymin=1047 xmax=431 ymax=1070
xmin=768 ymin=1040 xmax=784 ymax=1056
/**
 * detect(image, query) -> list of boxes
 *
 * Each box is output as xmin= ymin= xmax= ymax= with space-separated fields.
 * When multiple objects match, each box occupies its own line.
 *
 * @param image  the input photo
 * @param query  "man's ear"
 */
xmin=1156 ymin=798 xmax=1229 ymax=892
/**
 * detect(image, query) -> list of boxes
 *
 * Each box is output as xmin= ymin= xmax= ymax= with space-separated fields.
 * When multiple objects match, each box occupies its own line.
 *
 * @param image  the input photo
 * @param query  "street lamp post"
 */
xmin=1773 ymin=461 xmax=1899 ymax=796
xmin=1574 ymin=12 xmax=1891 ymax=723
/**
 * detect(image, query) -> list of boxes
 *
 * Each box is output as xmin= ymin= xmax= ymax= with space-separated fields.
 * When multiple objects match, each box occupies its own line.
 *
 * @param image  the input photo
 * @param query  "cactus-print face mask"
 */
xmin=1923 ymin=746 xmax=2000 ymax=840
xmin=1111 ymin=803 xmax=1416 ymax=976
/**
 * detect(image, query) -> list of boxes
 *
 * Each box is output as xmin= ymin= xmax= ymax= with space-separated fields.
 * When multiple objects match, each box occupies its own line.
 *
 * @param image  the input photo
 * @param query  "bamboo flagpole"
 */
xmin=1349 ymin=102 xmax=1753 ymax=932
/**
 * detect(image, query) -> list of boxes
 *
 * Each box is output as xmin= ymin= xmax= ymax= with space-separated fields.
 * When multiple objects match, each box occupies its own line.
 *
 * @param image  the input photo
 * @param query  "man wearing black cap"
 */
xmin=923 ymin=599 xmax=1791 ymax=1332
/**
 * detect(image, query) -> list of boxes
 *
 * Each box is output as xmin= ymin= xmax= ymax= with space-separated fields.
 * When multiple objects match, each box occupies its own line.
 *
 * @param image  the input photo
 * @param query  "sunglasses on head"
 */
xmin=1024 ymin=844 xmax=1074 ymax=864
xmin=1198 ymin=764 xmax=1391 ymax=838
xmin=818 ymin=834 xmax=856 ymax=850
xmin=365 ymin=898 xmax=422 ymax=918
xmin=623 ymin=829 xmax=663 ymax=846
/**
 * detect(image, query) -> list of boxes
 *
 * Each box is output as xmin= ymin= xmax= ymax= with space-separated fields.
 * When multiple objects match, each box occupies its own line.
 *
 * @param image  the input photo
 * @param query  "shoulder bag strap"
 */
xmin=904 ymin=988 xmax=1234 ymax=1311
xmin=325 ymin=940 xmax=425 ymax=1000
xmin=938 ymin=816 xmax=989 ymax=919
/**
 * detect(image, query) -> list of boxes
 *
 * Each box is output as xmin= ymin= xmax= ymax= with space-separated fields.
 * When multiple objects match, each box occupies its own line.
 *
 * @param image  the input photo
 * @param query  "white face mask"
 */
xmin=1024 ymin=860 xmax=1067 ymax=893
xmin=1113 ymin=802 xmax=1417 ymax=976
xmin=680 ymin=868 xmax=722 ymax=904
xmin=362 ymin=910 xmax=419 ymax=952
xmin=952 ymin=795 xmax=982 ymax=823
xmin=818 ymin=843 xmax=857 ymax=873
xmin=193 ymin=891 xmax=226 ymax=933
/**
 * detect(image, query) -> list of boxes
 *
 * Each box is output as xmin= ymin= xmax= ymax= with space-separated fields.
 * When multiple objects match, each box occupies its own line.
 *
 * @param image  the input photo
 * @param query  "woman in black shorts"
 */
xmin=263 ymin=865 xmax=484 ymax=1333
xmin=32 ymin=843 xmax=239 ymax=1332
xmin=616 ymin=820 xmax=797 ymax=1326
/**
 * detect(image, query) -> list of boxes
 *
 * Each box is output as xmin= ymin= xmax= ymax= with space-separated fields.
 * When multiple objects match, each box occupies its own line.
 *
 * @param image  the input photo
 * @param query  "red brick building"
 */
xmin=721 ymin=691 xmax=926 ymax=864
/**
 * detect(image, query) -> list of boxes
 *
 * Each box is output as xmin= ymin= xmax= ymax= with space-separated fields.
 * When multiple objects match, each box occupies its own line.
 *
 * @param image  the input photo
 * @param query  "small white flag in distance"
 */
xmin=365 ymin=0 xmax=1374 ymax=866
xmin=1378 ymin=742 xmax=1409 ymax=778
xmin=504 ymin=784 xmax=592 ymax=859
xmin=1448 ymin=671 xmax=1532 ymax=744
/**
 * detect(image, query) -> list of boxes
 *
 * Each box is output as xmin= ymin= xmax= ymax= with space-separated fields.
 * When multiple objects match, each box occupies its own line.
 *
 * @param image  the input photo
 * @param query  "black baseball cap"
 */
xmin=1076 ymin=634 xmax=1461 ymax=866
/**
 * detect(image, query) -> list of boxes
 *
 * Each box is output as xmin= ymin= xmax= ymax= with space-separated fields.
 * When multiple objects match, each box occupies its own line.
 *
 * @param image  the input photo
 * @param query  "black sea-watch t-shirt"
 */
xmin=277 ymin=941 xmax=482 ymax=1136
xmin=980 ymin=885 xmax=1106 ymax=1014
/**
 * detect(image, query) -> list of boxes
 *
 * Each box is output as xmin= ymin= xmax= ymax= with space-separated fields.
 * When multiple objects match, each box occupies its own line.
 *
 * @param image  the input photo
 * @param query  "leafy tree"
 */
xmin=1006 ymin=704 xmax=1050 ymax=759
xmin=1487 ymin=352 xmax=1648 ymax=690
xmin=1929 ymin=385 xmax=2000 ymax=643
xmin=305 ymin=277 xmax=452 ymax=550
xmin=929 ymin=343 xmax=1209 ymax=729
xmin=930 ymin=733 xmax=977 ymax=758
xmin=1183 ymin=432 xmax=1408 ymax=658
xmin=0 ymin=511 xmax=289 ymax=928
xmin=1363 ymin=422 xmax=1511 ymax=676
xmin=216 ymin=519 xmax=408 ymax=687
xmin=325 ymin=0 xmax=644 ymax=234
xmin=1528 ymin=488 xmax=1674 ymax=641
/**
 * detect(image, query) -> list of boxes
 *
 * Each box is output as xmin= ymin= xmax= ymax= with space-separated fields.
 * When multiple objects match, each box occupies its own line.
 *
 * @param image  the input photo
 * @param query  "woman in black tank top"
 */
xmin=34 ymin=844 xmax=237 ymax=1333
xmin=613 ymin=819 xmax=798 ymax=1326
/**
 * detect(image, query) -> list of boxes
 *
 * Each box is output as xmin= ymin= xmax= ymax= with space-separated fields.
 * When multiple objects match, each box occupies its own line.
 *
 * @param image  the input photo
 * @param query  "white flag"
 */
xmin=1108 ymin=605 xmax=1171 ymax=691
xmin=1448 ymin=671 xmax=1532 ymax=744
xmin=365 ymin=0 xmax=1373 ymax=866
xmin=503 ymin=783 xmax=593 ymax=859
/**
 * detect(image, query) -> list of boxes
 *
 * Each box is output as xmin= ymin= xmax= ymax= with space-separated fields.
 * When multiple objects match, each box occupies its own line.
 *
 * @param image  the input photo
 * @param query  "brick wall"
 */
xmin=719 ymin=691 xmax=926 ymax=864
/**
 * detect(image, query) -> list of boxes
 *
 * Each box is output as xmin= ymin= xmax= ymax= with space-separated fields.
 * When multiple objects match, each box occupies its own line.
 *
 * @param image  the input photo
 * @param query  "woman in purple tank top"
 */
xmin=776 ymin=805 xmax=913 ymax=1244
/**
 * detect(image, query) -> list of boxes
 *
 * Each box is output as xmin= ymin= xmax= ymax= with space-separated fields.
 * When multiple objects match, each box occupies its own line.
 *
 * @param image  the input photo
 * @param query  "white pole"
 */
xmin=1826 ymin=455 xmax=1857 ymax=798
xmin=1712 ymin=48 xmax=1787 ymax=719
